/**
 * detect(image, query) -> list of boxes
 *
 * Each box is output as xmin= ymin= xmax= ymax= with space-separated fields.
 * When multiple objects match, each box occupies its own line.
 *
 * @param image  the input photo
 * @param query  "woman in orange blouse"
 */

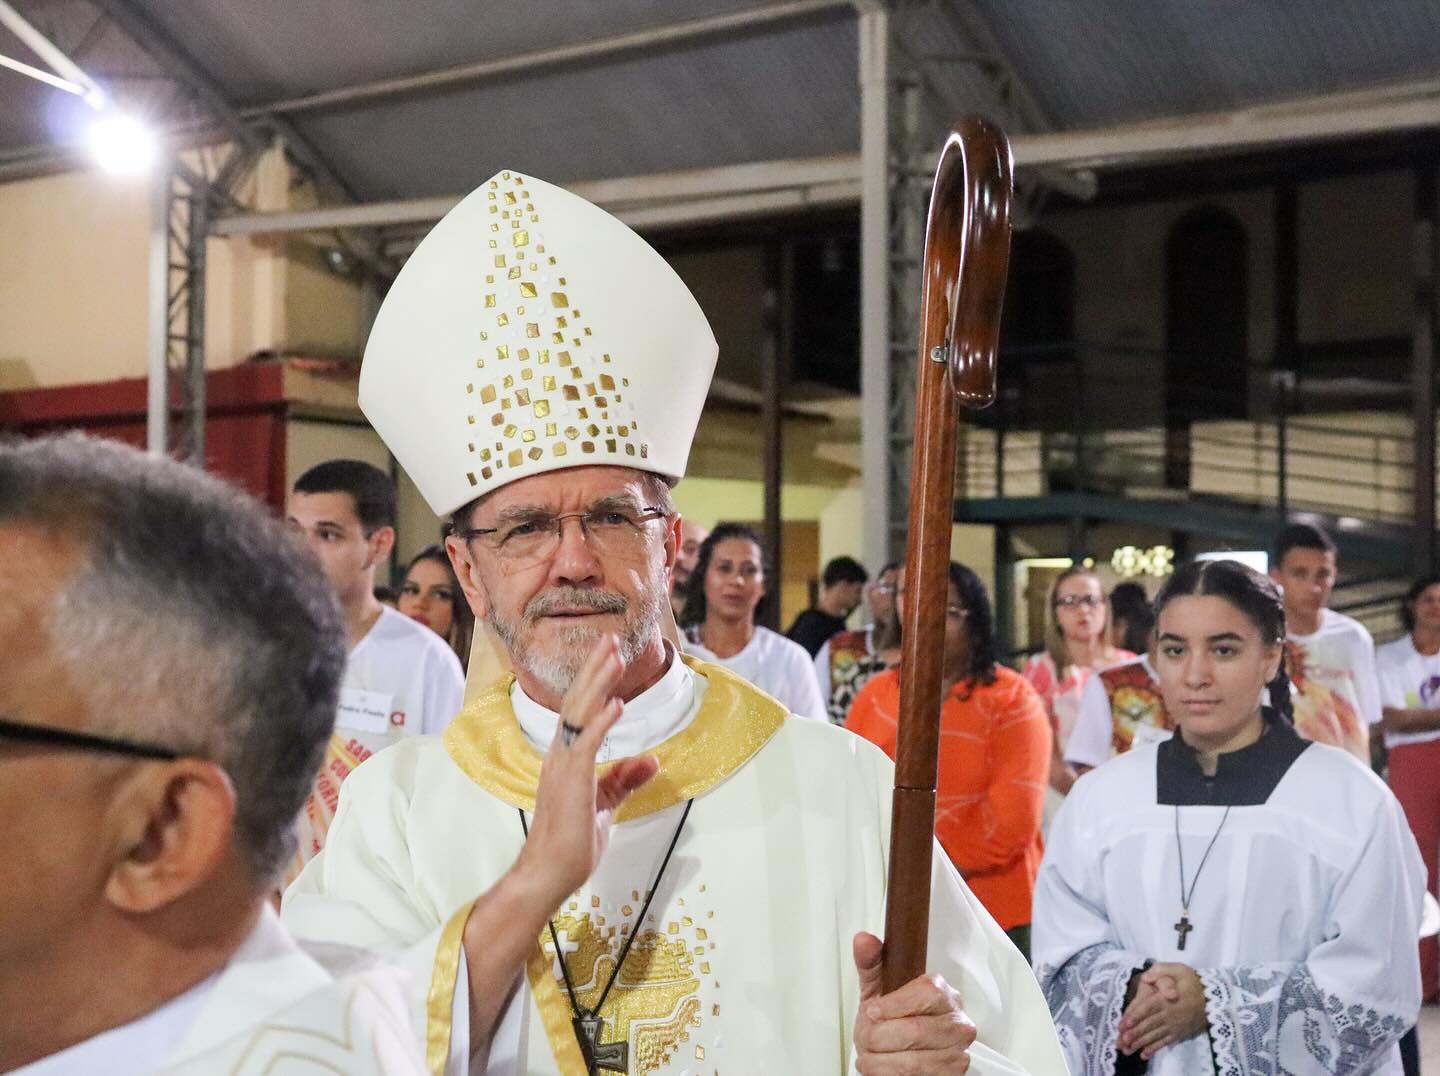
xmin=846 ymin=561 xmax=1053 ymax=959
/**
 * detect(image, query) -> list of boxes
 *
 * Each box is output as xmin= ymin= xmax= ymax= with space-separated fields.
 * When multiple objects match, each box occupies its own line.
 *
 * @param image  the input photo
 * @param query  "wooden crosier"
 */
xmin=881 ymin=118 xmax=1014 ymax=994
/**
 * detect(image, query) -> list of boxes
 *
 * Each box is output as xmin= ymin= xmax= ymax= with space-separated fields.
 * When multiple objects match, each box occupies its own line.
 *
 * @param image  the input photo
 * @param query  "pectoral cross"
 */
xmin=574 ymin=1012 xmax=628 ymax=1074
xmin=1174 ymin=911 xmax=1193 ymax=951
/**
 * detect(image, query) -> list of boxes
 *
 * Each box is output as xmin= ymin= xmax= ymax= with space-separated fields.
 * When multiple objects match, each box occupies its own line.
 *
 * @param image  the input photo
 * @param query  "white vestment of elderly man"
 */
xmin=17 ymin=906 xmax=425 ymax=1076
xmin=282 ymin=169 xmax=1066 ymax=1075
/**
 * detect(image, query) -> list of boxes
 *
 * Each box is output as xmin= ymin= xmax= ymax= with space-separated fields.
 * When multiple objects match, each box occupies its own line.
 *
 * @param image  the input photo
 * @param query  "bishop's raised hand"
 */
xmin=514 ymin=634 xmax=659 ymax=908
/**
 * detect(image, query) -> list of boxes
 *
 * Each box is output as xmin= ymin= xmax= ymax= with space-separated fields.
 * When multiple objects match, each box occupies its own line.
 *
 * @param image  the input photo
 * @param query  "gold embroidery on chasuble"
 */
xmin=443 ymin=657 xmax=784 ymax=1071
xmin=537 ymin=898 xmax=714 ymax=1074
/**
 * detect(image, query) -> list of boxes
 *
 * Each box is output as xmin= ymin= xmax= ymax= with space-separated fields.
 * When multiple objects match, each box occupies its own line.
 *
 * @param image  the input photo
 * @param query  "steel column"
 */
xmin=183 ymin=182 xmax=208 ymax=467
xmin=761 ymin=242 xmax=794 ymax=631
xmin=146 ymin=154 xmax=172 ymax=454
xmin=858 ymin=4 xmax=891 ymax=568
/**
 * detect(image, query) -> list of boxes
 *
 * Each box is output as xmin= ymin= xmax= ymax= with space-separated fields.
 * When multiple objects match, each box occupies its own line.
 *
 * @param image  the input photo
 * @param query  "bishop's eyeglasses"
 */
xmin=0 ymin=716 xmax=181 ymax=761
xmin=456 ymin=501 xmax=669 ymax=568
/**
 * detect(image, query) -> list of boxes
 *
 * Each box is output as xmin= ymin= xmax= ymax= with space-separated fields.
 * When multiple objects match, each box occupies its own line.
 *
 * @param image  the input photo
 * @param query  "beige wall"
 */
xmin=0 ymin=144 xmax=362 ymax=391
xmin=1298 ymin=171 xmax=1412 ymax=342
xmin=672 ymin=475 xmax=867 ymax=627
xmin=0 ymin=168 xmax=150 ymax=389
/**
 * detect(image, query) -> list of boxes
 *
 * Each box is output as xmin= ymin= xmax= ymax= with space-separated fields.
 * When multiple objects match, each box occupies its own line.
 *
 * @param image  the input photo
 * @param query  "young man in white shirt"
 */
xmin=1269 ymin=522 xmax=1381 ymax=762
xmin=1378 ymin=574 xmax=1440 ymax=1005
xmin=287 ymin=460 xmax=464 ymax=875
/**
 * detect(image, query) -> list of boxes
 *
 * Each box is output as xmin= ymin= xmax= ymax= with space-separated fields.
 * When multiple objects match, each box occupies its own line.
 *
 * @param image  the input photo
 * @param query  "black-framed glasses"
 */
xmin=1055 ymin=594 xmax=1105 ymax=610
xmin=0 ymin=717 xmax=181 ymax=761
xmin=456 ymin=504 xmax=669 ymax=567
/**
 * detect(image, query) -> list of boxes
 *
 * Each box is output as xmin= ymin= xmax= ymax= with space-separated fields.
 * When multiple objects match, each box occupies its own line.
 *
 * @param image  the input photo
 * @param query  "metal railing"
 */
xmin=964 ymin=342 xmax=1430 ymax=525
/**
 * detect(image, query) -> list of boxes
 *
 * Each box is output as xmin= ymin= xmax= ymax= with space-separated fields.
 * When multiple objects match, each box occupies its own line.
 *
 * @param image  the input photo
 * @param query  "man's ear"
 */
xmin=104 ymin=761 xmax=237 ymax=915
xmin=367 ymin=525 xmax=396 ymax=568
xmin=445 ymin=534 xmax=489 ymax=619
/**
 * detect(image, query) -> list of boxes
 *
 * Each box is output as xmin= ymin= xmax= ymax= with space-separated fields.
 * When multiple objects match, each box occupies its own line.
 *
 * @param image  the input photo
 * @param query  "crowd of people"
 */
xmin=2 ymin=167 xmax=1430 ymax=1076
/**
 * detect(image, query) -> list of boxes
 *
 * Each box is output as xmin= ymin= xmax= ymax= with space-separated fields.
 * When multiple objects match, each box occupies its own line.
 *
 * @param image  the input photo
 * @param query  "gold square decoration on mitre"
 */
xmin=359 ymin=170 xmax=719 ymax=517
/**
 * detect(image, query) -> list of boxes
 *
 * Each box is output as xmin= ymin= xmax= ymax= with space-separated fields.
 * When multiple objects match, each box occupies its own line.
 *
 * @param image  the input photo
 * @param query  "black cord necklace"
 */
xmin=1173 ymin=804 xmax=1232 ymax=951
xmin=519 ymin=799 xmax=693 ymax=1074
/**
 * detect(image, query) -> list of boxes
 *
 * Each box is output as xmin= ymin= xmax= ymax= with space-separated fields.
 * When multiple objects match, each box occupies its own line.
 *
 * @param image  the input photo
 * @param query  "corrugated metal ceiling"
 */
xmin=2 ymin=0 xmax=1438 ymax=198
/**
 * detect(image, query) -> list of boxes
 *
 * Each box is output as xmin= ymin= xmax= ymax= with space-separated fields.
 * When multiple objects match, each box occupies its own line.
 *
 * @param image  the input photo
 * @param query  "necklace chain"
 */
xmin=1175 ymin=804 xmax=1232 ymax=914
xmin=518 ymin=799 xmax=693 ymax=1056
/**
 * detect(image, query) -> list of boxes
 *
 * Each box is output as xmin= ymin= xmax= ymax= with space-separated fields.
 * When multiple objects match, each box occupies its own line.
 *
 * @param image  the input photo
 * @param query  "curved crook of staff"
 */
xmin=881 ymin=118 xmax=1014 ymax=994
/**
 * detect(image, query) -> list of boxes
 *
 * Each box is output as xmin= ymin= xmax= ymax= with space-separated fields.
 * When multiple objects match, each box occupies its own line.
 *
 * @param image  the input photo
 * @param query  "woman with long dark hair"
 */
xmin=680 ymin=522 xmax=826 ymax=720
xmin=846 ymin=562 xmax=1052 ymax=958
xmin=397 ymin=544 xmax=474 ymax=674
xmin=1033 ymin=558 xmax=1422 ymax=1075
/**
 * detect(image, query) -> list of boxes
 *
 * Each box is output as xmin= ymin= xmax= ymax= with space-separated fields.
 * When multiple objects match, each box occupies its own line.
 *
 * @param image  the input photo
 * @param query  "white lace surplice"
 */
xmin=1032 ymin=740 xmax=1423 ymax=1076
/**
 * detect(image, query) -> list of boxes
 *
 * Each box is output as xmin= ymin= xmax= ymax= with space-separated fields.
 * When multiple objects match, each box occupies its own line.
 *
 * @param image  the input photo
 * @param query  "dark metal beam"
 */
xmin=954 ymin=493 xmax=1420 ymax=568
xmin=761 ymin=241 xmax=794 ymax=631
xmin=1413 ymin=163 xmax=1438 ymax=574
xmin=246 ymin=0 xmax=852 ymax=118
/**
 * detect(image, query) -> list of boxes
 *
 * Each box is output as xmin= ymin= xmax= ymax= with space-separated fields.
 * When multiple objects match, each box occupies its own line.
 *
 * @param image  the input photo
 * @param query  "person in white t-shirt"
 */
xmin=1378 ymin=574 xmax=1440 ymax=1005
xmin=1269 ymin=523 xmax=1381 ymax=763
xmin=287 ymin=460 xmax=464 ymax=877
xmin=679 ymin=522 xmax=827 ymax=720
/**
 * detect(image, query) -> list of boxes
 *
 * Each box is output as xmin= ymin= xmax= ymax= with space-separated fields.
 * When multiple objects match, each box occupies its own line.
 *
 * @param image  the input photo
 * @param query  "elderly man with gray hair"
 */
xmin=0 ymin=434 xmax=656 ymax=1075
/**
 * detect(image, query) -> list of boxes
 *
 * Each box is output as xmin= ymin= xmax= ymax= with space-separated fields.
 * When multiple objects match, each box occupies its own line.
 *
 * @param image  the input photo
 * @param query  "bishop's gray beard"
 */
xmin=487 ymin=579 xmax=665 ymax=698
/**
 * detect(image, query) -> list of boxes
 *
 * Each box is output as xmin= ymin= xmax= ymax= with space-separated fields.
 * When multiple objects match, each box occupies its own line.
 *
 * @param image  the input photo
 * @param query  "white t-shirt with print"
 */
xmin=1376 ymin=634 xmax=1440 ymax=749
xmin=684 ymin=625 xmax=827 ymax=721
xmin=1285 ymin=608 xmax=1381 ymax=759
xmin=290 ymin=606 xmax=465 ymax=879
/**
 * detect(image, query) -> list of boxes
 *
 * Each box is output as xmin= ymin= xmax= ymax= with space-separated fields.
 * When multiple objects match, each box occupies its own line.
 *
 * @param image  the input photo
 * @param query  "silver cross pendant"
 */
xmin=574 ymin=1012 xmax=628 ymax=1074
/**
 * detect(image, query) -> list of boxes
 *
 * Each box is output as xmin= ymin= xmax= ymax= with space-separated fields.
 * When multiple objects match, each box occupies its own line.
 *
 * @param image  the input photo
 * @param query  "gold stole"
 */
xmin=433 ymin=657 xmax=786 ymax=1073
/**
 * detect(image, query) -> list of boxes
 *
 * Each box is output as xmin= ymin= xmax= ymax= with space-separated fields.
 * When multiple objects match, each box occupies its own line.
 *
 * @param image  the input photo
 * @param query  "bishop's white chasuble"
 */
xmin=1033 ymin=721 xmax=1423 ymax=1076
xmin=283 ymin=657 xmax=1065 ymax=1075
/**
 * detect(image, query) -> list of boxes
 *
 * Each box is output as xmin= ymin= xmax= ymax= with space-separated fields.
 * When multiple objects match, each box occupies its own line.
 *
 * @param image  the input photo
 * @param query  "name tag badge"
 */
xmin=336 ymin=688 xmax=393 ymax=734
xmin=1132 ymin=722 xmax=1174 ymax=749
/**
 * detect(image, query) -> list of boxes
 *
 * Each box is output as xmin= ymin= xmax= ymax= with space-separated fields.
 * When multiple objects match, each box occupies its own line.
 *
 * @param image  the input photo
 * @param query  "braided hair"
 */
xmin=1153 ymin=558 xmax=1295 ymax=726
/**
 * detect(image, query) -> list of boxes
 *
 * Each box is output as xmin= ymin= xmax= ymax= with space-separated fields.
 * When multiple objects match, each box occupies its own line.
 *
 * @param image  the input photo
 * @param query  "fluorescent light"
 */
xmin=87 ymin=112 xmax=156 ymax=174
xmin=1196 ymin=550 xmax=1269 ymax=573
xmin=0 ymin=49 xmax=85 ymax=95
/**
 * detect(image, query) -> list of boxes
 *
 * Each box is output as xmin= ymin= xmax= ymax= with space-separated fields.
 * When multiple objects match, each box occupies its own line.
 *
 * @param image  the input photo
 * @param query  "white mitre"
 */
xmin=359 ymin=169 xmax=718 ymax=518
